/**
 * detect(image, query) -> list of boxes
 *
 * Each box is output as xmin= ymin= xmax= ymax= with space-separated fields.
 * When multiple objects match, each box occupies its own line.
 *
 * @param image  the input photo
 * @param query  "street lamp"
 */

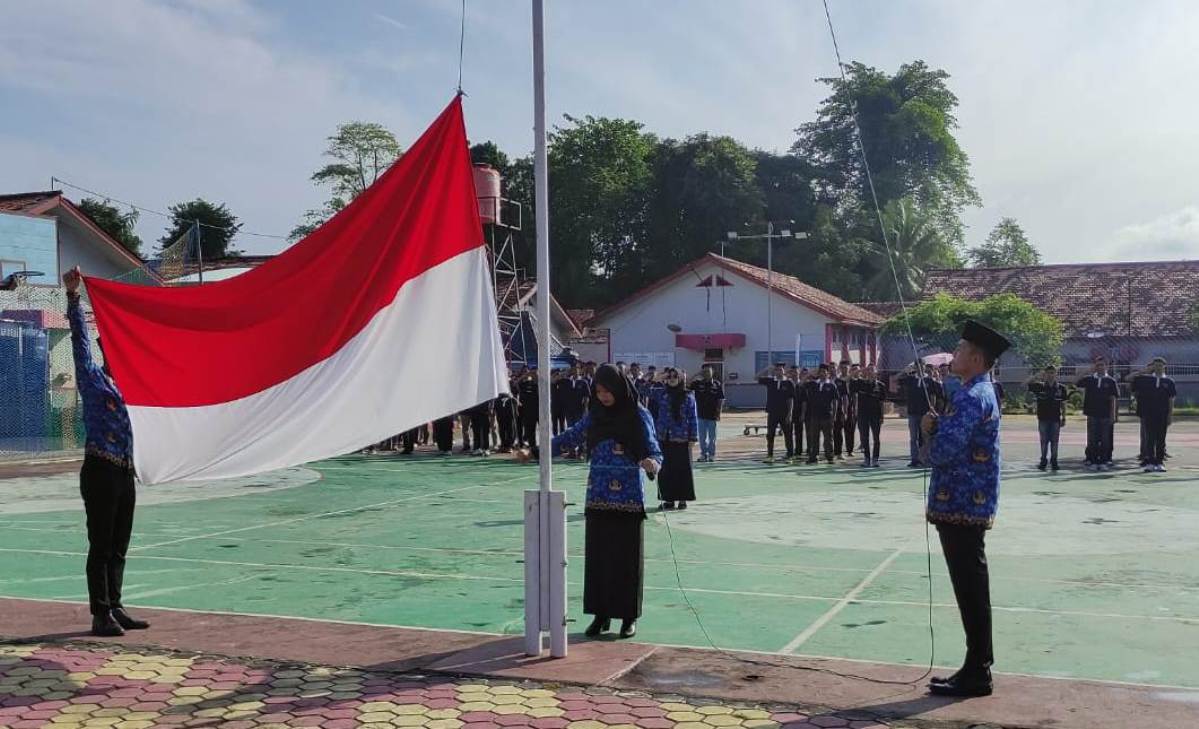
xmin=725 ymin=223 xmax=808 ymax=363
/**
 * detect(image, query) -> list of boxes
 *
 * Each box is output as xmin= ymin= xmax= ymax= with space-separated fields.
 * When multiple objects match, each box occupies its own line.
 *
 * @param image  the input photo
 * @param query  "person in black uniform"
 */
xmin=551 ymin=369 xmax=572 ymax=435
xmin=833 ymin=361 xmax=857 ymax=459
xmin=433 ymin=414 xmax=456 ymax=455
xmin=805 ymin=364 xmax=838 ymax=464
xmin=1128 ymin=357 xmax=1176 ymax=472
xmin=512 ymin=367 xmax=528 ymax=447
xmin=1075 ymin=357 xmax=1119 ymax=470
xmin=689 ymin=366 xmax=725 ymax=462
xmin=789 ymin=366 xmax=806 ymax=461
xmin=1026 ymin=366 xmax=1067 ymax=471
xmin=493 ymin=393 xmax=518 ymax=453
xmin=853 ymin=364 xmax=887 ymax=468
xmin=467 ymin=399 xmax=493 ymax=455
xmin=400 ymin=427 xmax=419 ymax=454
xmin=757 ymin=363 xmax=796 ymax=463
xmin=567 ymin=365 xmax=590 ymax=426
xmin=992 ymin=378 xmax=1006 ymax=411
xmin=517 ymin=368 xmax=540 ymax=448
xmin=899 ymin=363 xmax=942 ymax=467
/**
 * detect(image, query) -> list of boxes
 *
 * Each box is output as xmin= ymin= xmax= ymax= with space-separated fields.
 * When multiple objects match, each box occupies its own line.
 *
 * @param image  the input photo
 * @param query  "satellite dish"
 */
xmin=666 ymin=323 xmax=682 ymax=333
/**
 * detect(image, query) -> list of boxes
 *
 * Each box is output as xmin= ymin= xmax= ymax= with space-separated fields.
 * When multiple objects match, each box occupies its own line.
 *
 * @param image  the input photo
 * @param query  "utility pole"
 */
xmin=726 ymin=224 xmax=808 ymax=363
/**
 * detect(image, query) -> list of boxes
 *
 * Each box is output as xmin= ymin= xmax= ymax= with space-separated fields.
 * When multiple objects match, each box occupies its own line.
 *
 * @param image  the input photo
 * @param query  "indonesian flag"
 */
xmin=85 ymin=98 xmax=508 ymax=484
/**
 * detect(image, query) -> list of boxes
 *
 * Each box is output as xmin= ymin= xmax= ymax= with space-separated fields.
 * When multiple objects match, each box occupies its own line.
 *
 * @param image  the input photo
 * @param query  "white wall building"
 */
xmin=586 ymin=253 xmax=884 ymax=407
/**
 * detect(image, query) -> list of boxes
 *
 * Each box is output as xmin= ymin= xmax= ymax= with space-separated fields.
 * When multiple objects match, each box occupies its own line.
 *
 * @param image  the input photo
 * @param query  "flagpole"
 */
xmin=529 ymin=0 xmax=567 ymax=659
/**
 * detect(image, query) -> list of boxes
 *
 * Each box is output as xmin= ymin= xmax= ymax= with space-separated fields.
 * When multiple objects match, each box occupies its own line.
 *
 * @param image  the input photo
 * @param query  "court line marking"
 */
xmin=780 ymin=548 xmax=905 ymax=654
xmin=130 ymin=474 xmax=533 ymax=551
xmin=4 ymin=547 xmax=1196 ymax=625
xmin=3 ymin=593 xmax=1196 ymax=691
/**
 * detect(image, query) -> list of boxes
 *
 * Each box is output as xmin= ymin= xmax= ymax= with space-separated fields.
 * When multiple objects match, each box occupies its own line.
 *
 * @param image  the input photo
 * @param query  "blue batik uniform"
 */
xmin=927 ymin=373 xmax=1001 ymax=528
xmin=653 ymin=392 xmax=698 ymax=444
xmin=68 ymin=294 xmax=133 ymax=468
xmin=551 ymin=407 xmax=662 ymax=514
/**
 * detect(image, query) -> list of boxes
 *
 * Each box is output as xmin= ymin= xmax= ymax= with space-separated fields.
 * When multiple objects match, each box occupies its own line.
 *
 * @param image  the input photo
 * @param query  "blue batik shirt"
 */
xmin=68 ymin=294 xmax=133 ymax=468
xmin=653 ymin=391 xmax=698 ymax=444
xmin=551 ymin=407 xmax=663 ymax=514
xmin=927 ymin=373 xmax=1001 ymax=528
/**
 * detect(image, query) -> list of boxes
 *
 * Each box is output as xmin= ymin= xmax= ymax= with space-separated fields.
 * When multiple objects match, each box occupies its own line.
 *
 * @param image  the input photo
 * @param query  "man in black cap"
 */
xmin=517 ymin=368 xmax=540 ymax=448
xmin=922 ymin=320 xmax=1009 ymax=697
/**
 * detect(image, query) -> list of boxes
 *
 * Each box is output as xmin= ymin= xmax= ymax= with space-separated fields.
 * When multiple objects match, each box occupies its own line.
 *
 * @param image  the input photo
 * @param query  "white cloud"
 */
xmin=1110 ymin=206 xmax=1199 ymax=261
xmin=374 ymin=13 xmax=409 ymax=32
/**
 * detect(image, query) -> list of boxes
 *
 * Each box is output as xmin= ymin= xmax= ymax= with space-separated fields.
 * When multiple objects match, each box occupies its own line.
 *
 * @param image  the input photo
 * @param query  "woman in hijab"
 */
xmin=518 ymin=363 xmax=662 ymax=639
xmin=653 ymin=368 xmax=698 ymax=510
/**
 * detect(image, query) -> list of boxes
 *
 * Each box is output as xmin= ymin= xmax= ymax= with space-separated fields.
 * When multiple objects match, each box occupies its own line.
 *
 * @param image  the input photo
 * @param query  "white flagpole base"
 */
xmin=523 ymin=489 xmax=542 ymax=656
xmin=547 ymin=489 xmax=568 ymax=657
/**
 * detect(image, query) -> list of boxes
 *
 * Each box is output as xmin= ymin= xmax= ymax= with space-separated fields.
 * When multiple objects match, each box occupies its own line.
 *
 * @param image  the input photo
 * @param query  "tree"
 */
xmin=793 ymin=60 xmax=980 ymax=247
xmin=291 ymin=122 xmax=402 ymax=240
xmin=861 ymin=198 xmax=961 ymax=301
xmin=77 ymin=198 xmax=142 ymax=256
xmin=881 ymin=292 xmax=1064 ymax=367
xmin=644 ymin=133 xmax=763 ymax=284
xmin=969 ymin=217 xmax=1042 ymax=267
xmin=159 ymin=199 xmax=241 ymax=260
xmin=545 ymin=115 xmax=657 ymax=304
xmin=470 ymin=141 xmax=510 ymax=176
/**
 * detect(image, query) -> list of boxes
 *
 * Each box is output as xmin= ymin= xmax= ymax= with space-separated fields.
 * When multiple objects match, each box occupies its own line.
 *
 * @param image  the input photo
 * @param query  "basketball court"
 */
xmin=1 ymin=413 xmax=1196 ymax=692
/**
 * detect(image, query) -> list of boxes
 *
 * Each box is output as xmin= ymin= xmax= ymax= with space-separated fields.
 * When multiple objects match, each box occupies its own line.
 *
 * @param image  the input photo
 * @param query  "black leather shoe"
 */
xmin=928 ymin=671 xmax=992 ymax=697
xmin=584 ymin=617 xmax=610 ymax=638
xmin=619 ymin=619 xmax=637 ymax=639
xmin=112 ymin=608 xmax=150 ymax=630
xmin=91 ymin=614 xmax=125 ymax=637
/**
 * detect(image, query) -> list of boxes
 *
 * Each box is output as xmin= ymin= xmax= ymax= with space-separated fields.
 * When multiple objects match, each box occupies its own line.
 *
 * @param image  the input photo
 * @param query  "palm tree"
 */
xmin=863 ymin=198 xmax=955 ymax=301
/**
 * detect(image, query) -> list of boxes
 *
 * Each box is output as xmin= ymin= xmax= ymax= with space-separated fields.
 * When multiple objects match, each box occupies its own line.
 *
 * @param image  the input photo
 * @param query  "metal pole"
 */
xmin=766 ymin=221 xmax=773 ymax=360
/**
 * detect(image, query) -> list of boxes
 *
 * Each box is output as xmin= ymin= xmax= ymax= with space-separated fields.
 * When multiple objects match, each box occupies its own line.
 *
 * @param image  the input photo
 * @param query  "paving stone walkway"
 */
xmin=0 ymin=643 xmax=891 ymax=729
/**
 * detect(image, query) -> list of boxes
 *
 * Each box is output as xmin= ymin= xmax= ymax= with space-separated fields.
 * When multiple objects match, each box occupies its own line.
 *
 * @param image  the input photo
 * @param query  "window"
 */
xmin=704 ymin=348 xmax=724 ymax=361
xmin=755 ymin=351 xmax=798 ymax=371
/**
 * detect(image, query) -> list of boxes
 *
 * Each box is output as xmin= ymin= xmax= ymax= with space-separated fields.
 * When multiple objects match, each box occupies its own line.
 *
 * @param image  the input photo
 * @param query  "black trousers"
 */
xmin=766 ymin=413 xmax=793 ymax=458
xmin=80 ymin=456 xmax=136 ymax=617
xmin=470 ymin=412 xmax=491 ymax=451
xmin=792 ymin=416 xmax=805 ymax=456
xmin=937 ymin=523 xmax=993 ymax=673
xmin=857 ymin=416 xmax=881 ymax=461
xmin=1145 ymin=416 xmax=1169 ymax=466
xmin=552 ymin=411 xmax=567 ymax=436
xmin=401 ymin=427 xmax=418 ymax=453
xmin=433 ymin=417 xmax=455 ymax=452
xmin=520 ymin=414 xmax=538 ymax=448
xmin=806 ymin=418 xmax=834 ymax=462
xmin=834 ymin=416 xmax=855 ymax=456
xmin=496 ymin=414 xmax=516 ymax=450
xmin=460 ymin=415 xmax=472 ymax=451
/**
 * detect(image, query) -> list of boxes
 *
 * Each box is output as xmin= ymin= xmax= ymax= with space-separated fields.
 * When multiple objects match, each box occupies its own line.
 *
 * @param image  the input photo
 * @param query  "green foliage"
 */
xmin=882 ymin=292 xmax=1064 ymax=367
xmin=77 ymin=198 xmax=142 ymax=256
xmin=470 ymin=141 xmax=510 ymax=175
xmin=862 ymin=198 xmax=960 ymax=301
xmin=793 ymin=60 xmax=980 ymax=247
xmin=159 ymin=199 xmax=241 ymax=260
xmin=291 ymin=121 xmax=402 ymax=241
xmin=969 ymin=217 xmax=1042 ymax=267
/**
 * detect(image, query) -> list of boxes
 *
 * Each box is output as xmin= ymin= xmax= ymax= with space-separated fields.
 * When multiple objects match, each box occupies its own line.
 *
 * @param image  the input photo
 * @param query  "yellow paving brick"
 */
xmin=393 ymin=704 xmax=430 ymax=716
xmin=697 ymin=706 xmax=734 ymax=716
xmin=329 ymin=690 xmax=363 ymax=700
xmin=166 ymin=697 xmax=197 ymax=706
xmin=522 ymin=689 xmax=556 ymax=698
xmin=425 ymin=709 xmax=462 ymax=720
xmin=426 ymin=720 xmax=464 ymax=729
xmin=660 ymin=703 xmax=694 ymax=712
xmin=115 ymin=722 xmax=154 ymax=729
xmin=173 ymin=686 xmax=208 ymax=697
xmin=361 ymin=701 xmax=400 ymax=712
xmin=360 ymin=724 xmax=396 ymax=729
xmin=61 ymin=705 xmax=97 ymax=715
xmin=489 ymin=686 xmax=523 ymax=695
xmin=81 ymin=718 xmax=120 ymax=728
xmin=49 ymin=716 xmax=87 ymax=726
xmin=528 ymin=707 xmax=565 ymax=718
xmin=703 ymin=715 xmax=742 ymax=727
xmin=457 ymin=693 xmax=493 ymax=704
xmin=458 ymin=702 xmax=497 ymax=712
xmin=123 ymin=671 xmax=157 ymax=680
xmin=228 ymin=701 xmax=265 ymax=711
xmin=566 ymin=721 xmax=608 ymax=729
xmin=91 ymin=709 xmax=131 ymax=718
xmin=742 ymin=721 xmax=780 ymax=729
xmin=732 ymin=711 xmax=771 ymax=720
xmin=192 ymin=708 xmax=227 ymax=719
xmin=118 ymin=713 xmax=156 ymax=722
xmin=605 ymin=725 xmax=640 ymax=729
xmin=223 ymin=711 xmax=259 ymax=720
xmin=456 ymin=684 xmax=490 ymax=692
xmin=667 ymin=712 xmax=705 ymax=722
xmin=676 ymin=723 xmax=713 ymax=729
xmin=393 ymin=715 xmax=430 ymax=727
xmin=492 ymin=704 xmax=533 ymax=716
xmin=360 ymin=712 xmax=399 ymax=723
xmin=526 ymin=697 xmax=559 ymax=708
xmin=490 ymin=694 xmax=525 ymax=706
xmin=255 ymin=724 xmax=292 ymax=729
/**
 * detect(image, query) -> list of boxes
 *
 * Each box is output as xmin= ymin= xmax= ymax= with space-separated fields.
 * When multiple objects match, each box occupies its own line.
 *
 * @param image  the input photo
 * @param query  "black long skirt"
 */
xmin=583 ymin=510 xmax=644 ymax=620
xmin=657 ymin=441 xmax=696 ymax=502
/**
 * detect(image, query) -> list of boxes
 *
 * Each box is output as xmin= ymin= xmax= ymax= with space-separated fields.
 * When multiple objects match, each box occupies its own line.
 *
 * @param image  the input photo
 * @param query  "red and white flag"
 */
xmin=86 ymin=98 xmax=508 ymax=484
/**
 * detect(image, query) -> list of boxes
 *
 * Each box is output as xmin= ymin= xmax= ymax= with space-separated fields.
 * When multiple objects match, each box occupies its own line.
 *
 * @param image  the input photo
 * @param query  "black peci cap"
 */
xmin=962 ymin=320 xmax=1011 ymax=361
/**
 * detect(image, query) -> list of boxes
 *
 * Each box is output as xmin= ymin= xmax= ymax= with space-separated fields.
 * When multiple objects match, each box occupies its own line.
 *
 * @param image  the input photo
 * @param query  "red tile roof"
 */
xmin=853 ymin=301 xmax=905 ymax=318
xmin=590 ymin=253 xmax=884 ymax=328
xmin=0 ymin=191 xmax=61 ymax=213
xmin=924 ymin=261 xmax=1199 ymax=338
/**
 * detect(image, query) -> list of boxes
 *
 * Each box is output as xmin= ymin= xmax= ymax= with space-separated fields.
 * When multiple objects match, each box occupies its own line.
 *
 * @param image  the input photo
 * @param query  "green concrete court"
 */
xmin=0 ymin=416 xmax=1196 ymax=689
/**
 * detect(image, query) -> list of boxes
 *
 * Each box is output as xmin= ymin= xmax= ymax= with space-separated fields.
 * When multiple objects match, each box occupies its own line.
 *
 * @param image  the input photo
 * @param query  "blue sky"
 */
xmin=2 ymin=0 xmax=1197 ymax=262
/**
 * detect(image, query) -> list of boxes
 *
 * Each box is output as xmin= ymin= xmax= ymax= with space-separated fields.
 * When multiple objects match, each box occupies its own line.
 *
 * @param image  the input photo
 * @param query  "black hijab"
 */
xmin=666 ymin=369 xmax=686 ymax=420
xmin=587 ymin=364 xmax=647 ymax=462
